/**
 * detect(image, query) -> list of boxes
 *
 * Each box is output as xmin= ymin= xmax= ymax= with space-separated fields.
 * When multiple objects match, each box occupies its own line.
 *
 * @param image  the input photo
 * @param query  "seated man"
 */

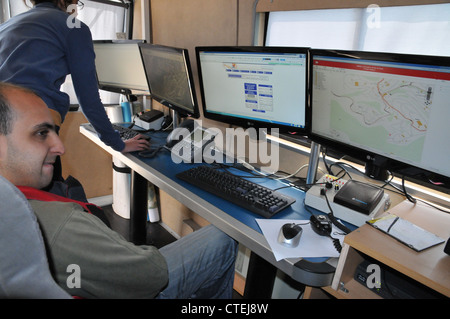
xmin=0 ymin=82 xmax=237 ymax=298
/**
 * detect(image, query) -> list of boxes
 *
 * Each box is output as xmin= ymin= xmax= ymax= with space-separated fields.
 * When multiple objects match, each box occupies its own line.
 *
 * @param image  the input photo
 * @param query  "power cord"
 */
xmin=321 ymin=188 xmax=352 ymax=235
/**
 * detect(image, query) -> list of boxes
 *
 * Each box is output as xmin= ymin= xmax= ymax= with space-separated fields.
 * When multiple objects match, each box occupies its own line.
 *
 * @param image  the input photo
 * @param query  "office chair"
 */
xmin=0 ymin=175 xmax=71 ymax=299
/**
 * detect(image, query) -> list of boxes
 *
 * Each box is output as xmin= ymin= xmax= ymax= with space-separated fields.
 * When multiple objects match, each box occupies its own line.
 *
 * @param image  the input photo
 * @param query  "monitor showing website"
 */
xmin=197 ymin=47 xmax=309 ymax=133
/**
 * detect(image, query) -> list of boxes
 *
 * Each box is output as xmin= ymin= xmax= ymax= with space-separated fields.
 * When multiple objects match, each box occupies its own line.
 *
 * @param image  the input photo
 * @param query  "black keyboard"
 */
xmin=176 ymin=166 xmax=296 ymax=218
xmin=112 ymin=124 xmax=143 ymax=140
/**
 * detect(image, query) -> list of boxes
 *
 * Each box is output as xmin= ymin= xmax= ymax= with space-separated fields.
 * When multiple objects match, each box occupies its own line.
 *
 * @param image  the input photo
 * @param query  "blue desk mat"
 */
xmin=133 ymin=130 xmax=314 ymax=233
xmin=123 ymin=127 xmax=357 ymax=263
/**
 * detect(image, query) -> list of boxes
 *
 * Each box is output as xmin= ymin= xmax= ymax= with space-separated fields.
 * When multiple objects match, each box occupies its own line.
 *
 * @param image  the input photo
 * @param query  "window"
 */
xmin=63 ymin=0 xmax=129 ymax=104
xmin=265 ymin=3 xmax=450 ymax=56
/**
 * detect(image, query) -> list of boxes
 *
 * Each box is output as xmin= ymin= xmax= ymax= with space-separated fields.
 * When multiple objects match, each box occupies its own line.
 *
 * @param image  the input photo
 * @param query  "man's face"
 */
xmin=0 ymin=88 xmax=65 ymax=189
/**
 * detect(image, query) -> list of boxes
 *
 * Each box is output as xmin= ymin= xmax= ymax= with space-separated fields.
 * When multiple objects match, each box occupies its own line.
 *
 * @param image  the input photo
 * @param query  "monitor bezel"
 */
xmin=309 ymin=49 xmax=450 ymax=189
xmin=195 ymin=46 xmax=311 ymax=135
xmin=138 ymin=43 xmax=200 ymax=119
xmin=93 ymin=39 xmax=148 ymax=95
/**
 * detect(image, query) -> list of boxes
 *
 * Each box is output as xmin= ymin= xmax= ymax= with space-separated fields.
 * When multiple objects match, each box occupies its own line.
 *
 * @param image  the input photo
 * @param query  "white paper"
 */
xmin=256 ymin=219 xmax=345 ymax=261
xmin=367 ymin=214 xmax=445 ymax=252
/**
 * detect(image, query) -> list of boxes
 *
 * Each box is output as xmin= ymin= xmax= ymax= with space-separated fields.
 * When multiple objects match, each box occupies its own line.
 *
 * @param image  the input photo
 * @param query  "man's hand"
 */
xmin=121 ymin=134 xmax=151 ymax=153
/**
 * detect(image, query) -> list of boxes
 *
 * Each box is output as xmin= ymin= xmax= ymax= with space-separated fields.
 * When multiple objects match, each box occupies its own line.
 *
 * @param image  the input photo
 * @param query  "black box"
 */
xmin=334 ymin=180 xmax=384 ymax=215
xmin=139 ymin=110 xmax=163 ymax=123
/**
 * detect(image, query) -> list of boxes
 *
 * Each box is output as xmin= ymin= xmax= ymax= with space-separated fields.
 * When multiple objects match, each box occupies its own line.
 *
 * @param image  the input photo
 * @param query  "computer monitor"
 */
xmin=195 ymin=46 xmax=310 ymax=135
xmin=310 ymin=49 xmax=450 ymax=190
xmin=93 ymin=40 xmax=149 ymax=95
xmin=138 ymin=43 xmax=200 ymax=119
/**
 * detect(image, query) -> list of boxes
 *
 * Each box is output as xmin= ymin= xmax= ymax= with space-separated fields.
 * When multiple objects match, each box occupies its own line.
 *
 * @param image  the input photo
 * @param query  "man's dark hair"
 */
xmin=0 ymin=84 xmax=15 ymax=135
xmin=30 ymin=1 xmax=58 ymax=4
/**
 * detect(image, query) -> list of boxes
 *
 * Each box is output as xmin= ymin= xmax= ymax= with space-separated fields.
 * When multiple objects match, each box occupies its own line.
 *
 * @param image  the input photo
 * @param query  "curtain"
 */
xmin=265 ymin=3 xmax=450 ymax=56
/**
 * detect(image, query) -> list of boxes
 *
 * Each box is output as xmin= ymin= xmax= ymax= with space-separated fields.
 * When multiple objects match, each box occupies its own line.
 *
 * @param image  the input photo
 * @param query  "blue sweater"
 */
xmin=0 ymin=3 xmax=124 ymax=151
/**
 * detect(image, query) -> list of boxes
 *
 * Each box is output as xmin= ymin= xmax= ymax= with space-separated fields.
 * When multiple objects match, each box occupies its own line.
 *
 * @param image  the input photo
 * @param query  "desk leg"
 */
xmin=243 ymin=252 xmax=276 ymax=299
xmin=130 ymin=170 xmax=148 ymax=245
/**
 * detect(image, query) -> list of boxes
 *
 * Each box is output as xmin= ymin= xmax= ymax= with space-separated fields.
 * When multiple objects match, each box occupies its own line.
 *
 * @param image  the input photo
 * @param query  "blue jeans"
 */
xmin=156 ymin=225 xmax=237 ymax=299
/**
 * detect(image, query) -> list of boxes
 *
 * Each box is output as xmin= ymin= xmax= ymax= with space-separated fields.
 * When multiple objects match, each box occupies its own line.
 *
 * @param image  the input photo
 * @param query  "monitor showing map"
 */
xmin=138 ymin=43 xmax=200 ymax=118
xmin=310 ymin=49 xmax=450 ymax=189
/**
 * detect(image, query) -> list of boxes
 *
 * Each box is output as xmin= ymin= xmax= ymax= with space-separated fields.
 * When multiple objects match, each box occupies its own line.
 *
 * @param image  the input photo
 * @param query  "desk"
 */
xmin=80 ymin=124 xmax=342 ymax=293
xmin=327 ymin=200 xmax=450 ymax=298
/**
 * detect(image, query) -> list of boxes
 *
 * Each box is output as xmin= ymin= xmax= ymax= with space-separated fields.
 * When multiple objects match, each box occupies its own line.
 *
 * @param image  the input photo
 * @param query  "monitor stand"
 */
xmin=306 ymin=141 xmax=321 ymax=189
xmin=171 ymin=109 xmax=179 ymax=129
xmin=365 ymin=157 xmax=389 ymax=181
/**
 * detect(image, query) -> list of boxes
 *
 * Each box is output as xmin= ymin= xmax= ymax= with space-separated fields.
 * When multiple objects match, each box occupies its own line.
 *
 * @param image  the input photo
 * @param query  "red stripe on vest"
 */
xmin=17 ymin=186 xmax=99 ymax=214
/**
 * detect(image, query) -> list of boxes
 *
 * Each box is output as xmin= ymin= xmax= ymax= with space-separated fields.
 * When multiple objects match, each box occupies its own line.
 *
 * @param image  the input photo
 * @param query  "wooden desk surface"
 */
xmin=344 ymin=200 xmax=450 ymax=297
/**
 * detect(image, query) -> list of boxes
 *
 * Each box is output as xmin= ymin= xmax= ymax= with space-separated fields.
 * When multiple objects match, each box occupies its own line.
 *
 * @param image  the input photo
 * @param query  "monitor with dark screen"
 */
xmin=138 ymin=43 xmax=200 ymax=118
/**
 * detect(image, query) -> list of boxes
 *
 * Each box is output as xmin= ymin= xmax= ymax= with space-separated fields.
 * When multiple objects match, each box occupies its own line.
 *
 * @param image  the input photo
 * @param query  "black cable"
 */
xmin=322 ymin=188 xmax=352 ymax=234
xmin=321 ymin=150 xmax=332 ymax=175
xmin=401 ymin=175 xmax=417 ymax=204
xmin=330 ymin=235 xmax=342 ymax=253
xmin=386 ymin=179 xmax=450 ymax=214
xmin=329 ymin=162 xmax=353 ymax=180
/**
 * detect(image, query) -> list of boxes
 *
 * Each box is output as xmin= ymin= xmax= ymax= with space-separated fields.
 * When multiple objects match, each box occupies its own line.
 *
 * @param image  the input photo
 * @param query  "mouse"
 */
xmin=277 ymin=223 xmax=303 ymax=248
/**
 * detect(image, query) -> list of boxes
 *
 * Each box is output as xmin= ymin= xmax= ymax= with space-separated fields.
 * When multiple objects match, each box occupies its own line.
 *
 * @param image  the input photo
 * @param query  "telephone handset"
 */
xmin=310 ymin=214 xmax=343 ymax=253
xmin=166 ymin=119 xmax=195 ymax=148
xmin=166 ymin=119 xmax=217 ymax=163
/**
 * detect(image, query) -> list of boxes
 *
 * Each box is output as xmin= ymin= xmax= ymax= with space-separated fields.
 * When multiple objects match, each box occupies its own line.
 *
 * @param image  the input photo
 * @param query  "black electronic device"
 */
xmin=134 ymin=109 xmax=165 ymax=131
xmin=195 ymin=46 xmax=310 ymax=135
xmin=309 ymin=213 xmax=342 ymax=252
xmin=93 ymin=40 xmax=149 ymax=95
xmin=176 ymin=165 xmax=296 ymax=218
xmin=166 ymin=119 xmax=195 ymax=148
xmin=334 ymin=180 xmax=384 ymax=215
xmin=139 ymin=43 xmax=200 ymax=119
xmin=354 ymin=259 xmax=443 ymax=298
xmin=310 ymin=49 xmax=450 ymax=191
xmin=139 ymin=110 xmax=164 ymax=123
xmin=310 ymin=214 xmax=332 ymax=236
